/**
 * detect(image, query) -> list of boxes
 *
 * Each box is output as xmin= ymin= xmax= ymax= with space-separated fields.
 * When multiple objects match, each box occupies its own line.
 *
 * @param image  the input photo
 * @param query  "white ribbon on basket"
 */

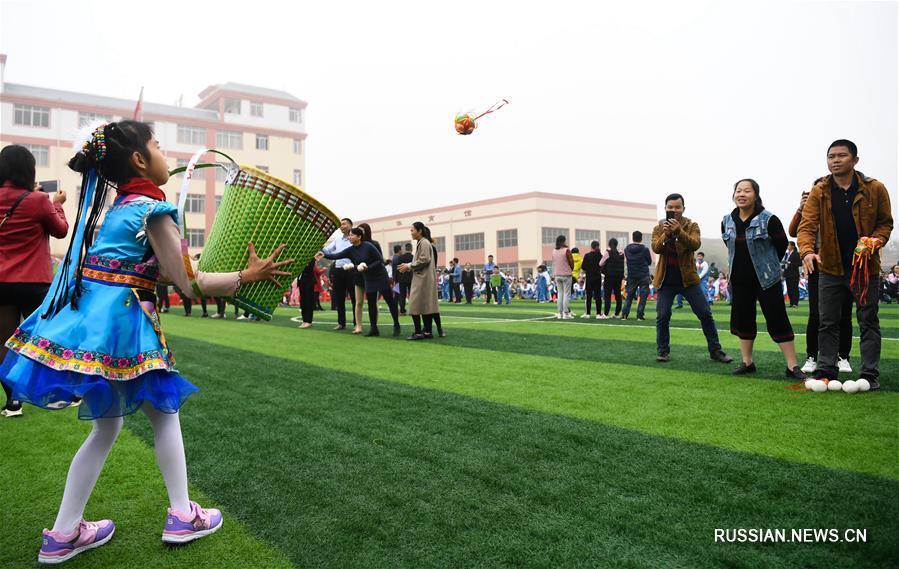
xmin=174 ymin=148 xmax=240 ymax=238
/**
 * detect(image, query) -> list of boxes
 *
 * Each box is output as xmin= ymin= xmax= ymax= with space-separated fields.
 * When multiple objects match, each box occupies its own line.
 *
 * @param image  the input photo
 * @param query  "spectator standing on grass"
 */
xmin=599 ymin=238 xmax=625 ymax=319
xmin=782 ymin=242 xmax=802 ymax=307
xmin=462 ymin=263 xmax=476 ymax=303
xmin=722 ymin=179 xmax=806 ymax=380
xmin=622 ymin=230 xmax=652 ymax=321
xmin=652 ymin=193 xmax=733 ymax=364
xmin=398 ymin=222 xmax=444 ymax=339
xmin=0 ymin=145 xmax=69 ymax=418
xmin=552 ymin=235 xmax=575 ymax=319
xmin=797 ymin=139 xmax=893 ymax=390
xmin=580 ymin=241 xmax=603 ymax=318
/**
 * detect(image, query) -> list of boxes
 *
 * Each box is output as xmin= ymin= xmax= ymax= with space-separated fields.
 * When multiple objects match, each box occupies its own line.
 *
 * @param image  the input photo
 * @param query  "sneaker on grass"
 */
xmin=162 ymin=501 xmax=223 ymax=544
xmin=39 ymin=519 xmax=115 ymax=565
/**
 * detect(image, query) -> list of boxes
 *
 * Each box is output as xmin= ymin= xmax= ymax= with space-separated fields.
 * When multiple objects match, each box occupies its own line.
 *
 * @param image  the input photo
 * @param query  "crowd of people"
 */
xmin=0 ymin=124 xmax=894 ymax=565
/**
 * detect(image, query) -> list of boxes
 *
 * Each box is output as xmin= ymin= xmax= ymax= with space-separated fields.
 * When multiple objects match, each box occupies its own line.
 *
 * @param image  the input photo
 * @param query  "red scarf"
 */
xmin=116 ymin=178 xmax=167 ymax=201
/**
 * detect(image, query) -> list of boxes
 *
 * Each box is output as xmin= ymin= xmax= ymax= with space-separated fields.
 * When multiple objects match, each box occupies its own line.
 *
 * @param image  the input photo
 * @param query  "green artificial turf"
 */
xmin=2 ymin=298 xmax=896 ymax=568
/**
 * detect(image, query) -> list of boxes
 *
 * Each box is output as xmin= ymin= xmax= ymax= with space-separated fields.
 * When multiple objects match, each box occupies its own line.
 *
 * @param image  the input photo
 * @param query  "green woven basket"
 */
xmin=186 ymin=161 xmax=339 ymax=320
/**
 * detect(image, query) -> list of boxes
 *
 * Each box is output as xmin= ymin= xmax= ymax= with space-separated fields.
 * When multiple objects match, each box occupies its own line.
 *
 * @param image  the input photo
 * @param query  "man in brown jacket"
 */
xmin=797 ymin=139 xmax=893 ymax=390
xmin=651 ymin=193 xmax=732 ymax=364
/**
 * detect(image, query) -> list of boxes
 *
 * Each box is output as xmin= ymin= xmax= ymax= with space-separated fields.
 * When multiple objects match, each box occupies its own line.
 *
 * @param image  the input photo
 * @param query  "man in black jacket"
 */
xmin=392 ymin=243 xmax=414 ymax=315
xmin=782 ymin=241 xmax=802 ymax=307
xmin=622 ymin=230 xmax=653 ymax=320
xmin=580 ymin=241 xmax=603 ymax=318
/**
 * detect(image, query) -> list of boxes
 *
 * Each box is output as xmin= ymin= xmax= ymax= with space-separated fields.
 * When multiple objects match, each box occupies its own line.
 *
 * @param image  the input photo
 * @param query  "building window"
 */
xmin=607 ymin=231 xmax=630 ymax=247
xmin=184 ymin=194 xmax=205 ymax=214
xmin=292 ymin=169 xmax=302 ymax=186
xmin=186 ymin=228 xmax=205 ymax=248
xmin=250 ymin=101 xmax=263 ymax=117
xmin=454 ymin=232 xmax=484 ymax=251
xmin=293 ymin=138 xmax=302 ymax=154
xmin=177 ymin=125 xmax=206 ymax=145
xmin=78 ymin=112 xmax=113 ymax=127
xmin=289 ymin=107 xmax=303 ymax=123
xmin=497 ymin=263 xmax=519 ymax=278
xmin=19 ymin=144 xmax=49 ymax=167
xmin=542 ymin=227 xmax=569 ymax=245
xmin=388 ymin=241 xmax=409 ymax=255
xmin=255 ymin=134 xmax=269 ymax=150
xmin=14 ymin=104 xmax=50 ymax=127
xmin=496 ymin=229 xmax=518 ymax=248
xmin=256 ymin=165 xmax=269 ymax=173
xmin=432 ymin=236 xmax=445 ymax=253
xmin=575 ymin=229 xmax=602 ymax=249
xmin=224 ymin=98 xmax=241 ymax=114
xmin=216 ymin=130 xmax=243 ymax=149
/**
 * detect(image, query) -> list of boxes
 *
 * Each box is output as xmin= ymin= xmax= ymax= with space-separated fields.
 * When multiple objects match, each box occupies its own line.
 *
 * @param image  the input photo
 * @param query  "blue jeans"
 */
xmin=699 ymin=276 xmax=712 ymax=302
xmin=498 ymin=283 xmax=511 ymax=304
xmin=536 ymin=282 xmax=548 ymax=302
xmin=622 ymin=276 xmax=650 ymax=318
xmin=656 ymin=284 xmax=723 ymax=355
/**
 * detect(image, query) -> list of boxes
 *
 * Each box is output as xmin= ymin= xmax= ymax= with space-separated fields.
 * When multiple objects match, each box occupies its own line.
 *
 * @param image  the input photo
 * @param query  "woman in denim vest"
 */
xmin=722 ymin=179 xmax=806 ymax=379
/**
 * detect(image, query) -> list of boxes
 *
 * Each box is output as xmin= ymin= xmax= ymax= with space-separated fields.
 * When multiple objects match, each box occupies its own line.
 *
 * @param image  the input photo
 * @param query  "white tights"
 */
xmin=52 ymin=403 xmax=190 ymax=533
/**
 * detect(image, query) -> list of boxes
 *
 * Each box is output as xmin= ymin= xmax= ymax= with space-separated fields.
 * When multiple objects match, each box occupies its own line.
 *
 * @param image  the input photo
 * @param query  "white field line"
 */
xmin=288 ymin=312 xmax=899 ymax=341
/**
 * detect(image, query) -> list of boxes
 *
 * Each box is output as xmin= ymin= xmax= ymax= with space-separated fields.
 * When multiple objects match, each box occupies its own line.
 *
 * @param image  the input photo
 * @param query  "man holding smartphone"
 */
xmin=651 ymin=193 xmax=732 ymax=364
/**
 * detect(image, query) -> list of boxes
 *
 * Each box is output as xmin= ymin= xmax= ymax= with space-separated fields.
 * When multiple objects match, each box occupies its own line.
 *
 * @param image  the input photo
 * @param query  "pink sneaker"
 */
xmin=38 ymin=519 xmax=115 ymax=564
xmin=162 ymin=501 xmax=223 ymax=544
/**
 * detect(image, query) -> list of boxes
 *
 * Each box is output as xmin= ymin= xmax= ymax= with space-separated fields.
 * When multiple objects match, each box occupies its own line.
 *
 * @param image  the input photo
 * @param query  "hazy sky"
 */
xmin=1 ymin=0 xmax=896 ymax=237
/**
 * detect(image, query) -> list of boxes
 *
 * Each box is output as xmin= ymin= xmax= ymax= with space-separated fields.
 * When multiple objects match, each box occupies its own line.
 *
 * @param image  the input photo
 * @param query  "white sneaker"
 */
xmin=580 ymin=313 xmax=590 ymax=319
xmin=800 ymin=357 xmax=817 ymax=374
xmin=595 ymin=314 xmax=602 ymax=319
xmin=236 ymin=315 xmax=248 ymax=320
xmin=598 ymin=314 xmax=608 ymax=320
xmin=838 ymin=358 xmax=852 ymax=373
xmin=1 ymin=408 xmax=23 ymax=418
xmin=210 ymin=314 xmax=222 ymax=319
xmin=555 ymin=314 xmax=562 ymax=319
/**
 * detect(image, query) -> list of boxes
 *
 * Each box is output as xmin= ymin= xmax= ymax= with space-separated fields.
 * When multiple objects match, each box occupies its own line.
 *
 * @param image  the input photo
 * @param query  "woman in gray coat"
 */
xmin=398 ymin=221 xmax=443 ymax=339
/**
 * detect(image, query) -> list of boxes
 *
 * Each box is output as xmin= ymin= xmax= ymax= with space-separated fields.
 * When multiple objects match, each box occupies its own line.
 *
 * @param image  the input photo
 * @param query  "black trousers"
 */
xmin=216 ymin=297 xmax=226 ymax=316
xmin=178 ymin=290 xmax=192 ymax=315
xmin=1 ymin=283 xmax=49 ymax=410
xmin=451 ymin=282 xmax=462 ymax=302
xmin=366 ymin=288 xmax=400 ymax=331
xmin=584 ymin=277 xmax=602 ymax=315
xmin=156 ymin=284 xmax=170 ymax=309
xmin=806 ymin=269 xmax=852 ymax=359
xmin=729 ymin=278 xmax=794 ymax=343
xmin=397 ymin=281 xmax=411 ymax=313
xmin=300 ymin=277 xmax=316 ymax=324
xmin=785 ymin=275 xmax=800 ymax=306
xmin=330 ymin=269 xmax=357 ymax=326
xmin=485 ymin=282 xmax=495 ymax=303
xmin=603 ymin=276 xmax=623 ymax=316
xmin=463 ymin=282 xmax=474 ymax=303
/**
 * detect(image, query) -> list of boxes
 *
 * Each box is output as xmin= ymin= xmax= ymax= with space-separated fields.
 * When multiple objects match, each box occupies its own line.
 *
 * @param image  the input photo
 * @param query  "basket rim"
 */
xmin=238 ymin=165 xmax=340 ymax=225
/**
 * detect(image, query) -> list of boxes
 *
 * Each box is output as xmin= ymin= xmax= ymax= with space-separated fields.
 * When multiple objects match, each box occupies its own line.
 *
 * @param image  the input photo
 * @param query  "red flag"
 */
xmin=133 ymin=86 xmax=144 ymax=121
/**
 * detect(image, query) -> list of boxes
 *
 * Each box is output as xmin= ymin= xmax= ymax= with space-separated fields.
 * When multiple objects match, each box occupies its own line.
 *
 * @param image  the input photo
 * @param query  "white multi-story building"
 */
xmin=0 ymin=54 xmax=308 ymax=256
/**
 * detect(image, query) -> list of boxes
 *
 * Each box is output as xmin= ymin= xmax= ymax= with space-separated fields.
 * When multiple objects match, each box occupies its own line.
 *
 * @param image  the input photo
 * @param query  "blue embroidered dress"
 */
xmin=1 ymin=195 xmax=197 ymax=419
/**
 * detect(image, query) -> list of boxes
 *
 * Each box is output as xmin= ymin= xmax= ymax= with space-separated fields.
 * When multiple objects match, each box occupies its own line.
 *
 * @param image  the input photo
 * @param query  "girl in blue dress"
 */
xmin=1 ymin=121 xmax=291 ymax=564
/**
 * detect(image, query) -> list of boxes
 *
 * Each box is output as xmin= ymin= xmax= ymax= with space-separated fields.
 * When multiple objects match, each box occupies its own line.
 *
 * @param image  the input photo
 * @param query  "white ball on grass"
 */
xmin=842 ymin=380 xmax=859 ymax=394
xmin=810 ymin=381 xmax=828 ymax=393
xmin=804 ymin=379 xmax=816 ymax=390
xmin=827 ymin=380 xmax=843 ymax=392
xmin=856 ymin=379 xmax=871 ymax=392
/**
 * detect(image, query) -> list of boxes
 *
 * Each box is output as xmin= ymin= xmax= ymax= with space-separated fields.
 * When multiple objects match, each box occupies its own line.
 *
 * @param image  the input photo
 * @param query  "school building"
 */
xmin=0 ymin=53 xmax=307 ymax=257
xmin=362 ymin=192 xmax=659 ymax=277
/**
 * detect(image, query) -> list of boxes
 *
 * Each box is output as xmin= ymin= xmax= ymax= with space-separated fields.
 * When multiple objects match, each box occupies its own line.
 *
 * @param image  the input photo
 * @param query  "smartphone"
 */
xmin=39 ymin=180 xmax=59 ymax=193
xmin=665 ymin=210 xmax=676 ymax=220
